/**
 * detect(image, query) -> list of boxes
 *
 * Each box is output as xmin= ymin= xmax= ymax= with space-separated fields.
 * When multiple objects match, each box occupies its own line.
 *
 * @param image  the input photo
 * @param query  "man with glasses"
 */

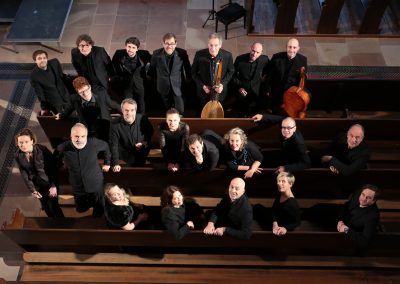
xmin=71 ymin=34 xmax=115 ymax=91
xmin=316 ymin=124 xmax=370 ymax=176
xmin=253 ymin=113 xmax=310 ymax=174
xmin=147 ymin=33 xmax=191 ymax=114
xmin=55 ymin=77 xmax=120 ymax=142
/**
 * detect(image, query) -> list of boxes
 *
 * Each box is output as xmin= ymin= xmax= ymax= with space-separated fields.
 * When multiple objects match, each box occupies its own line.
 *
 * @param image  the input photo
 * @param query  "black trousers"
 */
xmin=33 ymin=177 xmax=64 ymax=218
xmin=74 ymin=191 xmax=105 ymax=217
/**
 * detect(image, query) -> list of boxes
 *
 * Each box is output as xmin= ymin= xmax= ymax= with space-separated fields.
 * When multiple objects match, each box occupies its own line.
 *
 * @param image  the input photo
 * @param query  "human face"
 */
xmin=286 ymin=38 xmax=300 ymax=60
xmin=125 ymin=43 xmax=138 ymax=57
xmin=188 ymin=140 xmax=203 ymax=157
xmin=107 ymin=185 xmax=126 ymax=203
xmin=347 ymin=126 xmax=364 ymax=149
xmin=78 ymin=40 xmax=92 ymax=56
xmin=359 ymin=188 xmax=376 ymax=207
xmin=71 ymin=126 xmax=88 ymax=149
xmin=166 ymin=113 xmax=180 ymax=132
xmin=171 ymin=191 xmax=183 ymax=208
xmin=76 ymin=85 xmax=92 ymax=102
xmin=277 ymin=176 xmax=292 ymax=193
xmin=281 ymin=119 xmax=296 ymax=140
xmin=229 ymin=134 xmax=243 ymax=151
xmin=228 ymin=178 xmax=245 ymax=202
xmin=250 ymin=43 xmax=263 ymax=62
xmin=17 ymin=135 xmax=34 ymax=153
xmin=122 ymin=102 xmax=137 ymax=124
xmin=208 ymin=37 xmax=221 ymax=58
xmin=163 ymin=37 xmax=177 ymax=55
xmin=35 ymin=53 xmax=48 ymax=70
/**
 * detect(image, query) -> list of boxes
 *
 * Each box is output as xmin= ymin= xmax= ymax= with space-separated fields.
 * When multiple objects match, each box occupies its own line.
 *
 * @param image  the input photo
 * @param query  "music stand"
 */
xmin=202 ymin=0 xmax=216 ymax=28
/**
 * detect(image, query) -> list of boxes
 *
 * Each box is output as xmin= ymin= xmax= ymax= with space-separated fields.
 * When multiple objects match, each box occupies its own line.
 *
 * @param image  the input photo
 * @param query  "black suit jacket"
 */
xmin=112 ymin=49 xmax=151 ymax=88
xmin=60 ymin=89 xmax=120 ymax=123
xmin=30 ymin=59 xmax=70 ymax=113
xmin=55 ymin=138 xmax=111 ymax=194
xmin=267 ymin=52 xmax=307 ymax=101
xmin=71 ymin=46 xmax=115 ymax=89
xmin=148 ymin=47 xmax=191 ymax=96
xmin=233 ymin=53 xmax=269 ymax=96
xmin=191 ymin=48 xmax=234 ymax=102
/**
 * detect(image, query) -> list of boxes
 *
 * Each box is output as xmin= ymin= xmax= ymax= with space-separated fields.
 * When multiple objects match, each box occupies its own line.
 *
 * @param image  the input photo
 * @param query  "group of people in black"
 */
xmin=14 ymin=32 xmax=379 ymax=253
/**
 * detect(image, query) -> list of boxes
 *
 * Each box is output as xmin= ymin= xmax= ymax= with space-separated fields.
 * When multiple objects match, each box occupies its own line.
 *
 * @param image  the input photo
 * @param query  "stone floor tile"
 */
xmin=381 ymin=44 xmax=400 ymax=66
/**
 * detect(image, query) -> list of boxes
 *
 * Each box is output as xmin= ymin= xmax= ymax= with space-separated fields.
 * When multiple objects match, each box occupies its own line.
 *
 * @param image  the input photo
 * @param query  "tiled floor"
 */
xmin=0 ymin=0 xmax=399 ymax=281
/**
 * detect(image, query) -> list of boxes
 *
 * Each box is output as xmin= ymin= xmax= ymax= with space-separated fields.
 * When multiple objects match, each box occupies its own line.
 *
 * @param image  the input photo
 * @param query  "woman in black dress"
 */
xmin=160 ymin=185 xmax=204 ymax=240
xmin=104 ymin=183 xmax=148 ymax=230
xmin=222 ymin=127 xmax=263 ymax=178
xmin=158 ymin=108 xmax=189 ymax=172
xmin=14 ymin=128 xmax=64 ymax=218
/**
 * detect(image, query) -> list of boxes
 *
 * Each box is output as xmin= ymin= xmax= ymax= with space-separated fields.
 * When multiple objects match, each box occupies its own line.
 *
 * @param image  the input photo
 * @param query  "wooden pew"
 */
xmin=317 ymin=0 xmax=346 ymax=34
xmin=37 ymin=116 xmax=400 ymax=165
xmin=358 ymin=0 xmax=391 ymax=34
xmin=2 ymin=208 xmax=400 ymax=259
xmin=274 ymin=0 xmax=299 ymax=34
xmin=57 ymin=168 xmax=400 ymax=200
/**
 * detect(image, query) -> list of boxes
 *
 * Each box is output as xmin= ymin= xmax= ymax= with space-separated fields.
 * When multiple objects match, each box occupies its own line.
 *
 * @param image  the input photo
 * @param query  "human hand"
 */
xmin=214 ymin=227 xmax=226 ymax=236
xmin=203 ymin=85 xmax=212 ymax=94
xmin=239 ymin=88 xmax=247 ymax=96
xmin=167 ymin=163 xmax=179 ymax=172
xmin=48 ymin=186 xmax=57 ymax=198
xmin=32 ymin=191 xmax=42 ymax=199
xmin=203 ymin=222 xmax=215 ymax=235
xmin=214 ymin=84 xmax=223 ymax=94
xmin=329 ymin=166 xmax=339 ymax=174
xmin=54 ymin=113 xmax=61 ymax=120
xmin=113 ymin=165 xmax=121 ymax=172
xmin=187 ymin=221 xmax=194 ymax=229
xmin=135 ymin=143 xmax=143 ymax=150
xmin=252 ymin=114 xmax=263 ymax=122
xmin=102 ymin=165 xmax=110 ymax=172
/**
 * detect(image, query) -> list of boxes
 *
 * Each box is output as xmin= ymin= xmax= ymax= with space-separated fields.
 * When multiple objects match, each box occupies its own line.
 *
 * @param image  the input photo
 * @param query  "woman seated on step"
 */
xmin=104 ymin=183 xmax=149 ymax=230
xmin=160 ymin=185 xmax=205 ymax=240
xmin=253 ymin=172 xmax=301 ymax=236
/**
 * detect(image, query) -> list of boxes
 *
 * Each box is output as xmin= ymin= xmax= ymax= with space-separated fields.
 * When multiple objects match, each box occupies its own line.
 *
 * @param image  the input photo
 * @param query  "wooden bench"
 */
xmin=358 ymin=0 xmax=391 ymax=34
xmin=274 ymin=0 xmax=299 ymax=33
xmin=57 ymin=168 xmax=400 ymax=200
xmin=2 ymin=208 xmax=400 ymax=259
xmin=317 ymin=0 xmax=346 ymax=34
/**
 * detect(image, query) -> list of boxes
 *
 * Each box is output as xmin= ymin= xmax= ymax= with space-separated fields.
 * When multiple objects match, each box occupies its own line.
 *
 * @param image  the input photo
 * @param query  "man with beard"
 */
xmin=110 ymin=99 xmax=154 ymax=170
xmin=55 ymin=123 xmax=111 ymax=217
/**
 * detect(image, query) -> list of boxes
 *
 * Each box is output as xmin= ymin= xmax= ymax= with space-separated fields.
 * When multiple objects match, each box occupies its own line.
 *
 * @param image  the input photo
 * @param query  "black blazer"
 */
xmin=71 ymin=46 xmax=115 ymax=89
xmin=60 ymin=88 xmax=120 ymax=122
xmin=267 ymin=52 xmax=307 ymax=97
xmin=112 ymin=49 xmax=151 ymax=87
xmin=148 ymin=47 xmax=191 ymax=96
xmin=30 ymin=58 xmax=70 ymax=113
xmin=191 ymin=48 xmax=234 ymax=101
xmin=15 ymin=144 xmax=57 ymax=193
xmin=233 ymin=53 xmax=269 ymax=96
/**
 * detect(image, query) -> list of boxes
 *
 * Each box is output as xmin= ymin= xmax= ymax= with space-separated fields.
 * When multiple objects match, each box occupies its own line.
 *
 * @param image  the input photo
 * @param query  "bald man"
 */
xmin=319 ymin=124 xmax=370 ymax=176
xmin=233 ymin=42 xmax=269 ymax=117
xmin=203 ymin=177 xmax=252 ymax=239
xmin=253 ymin=113 xmax=310 ymax=173
xmin=266 ymin=38 xmax=308 ymax=114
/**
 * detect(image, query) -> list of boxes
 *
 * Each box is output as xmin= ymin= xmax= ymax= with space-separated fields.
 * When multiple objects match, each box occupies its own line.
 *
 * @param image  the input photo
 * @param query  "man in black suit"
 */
xmin=148 ymin=33 xmax=191 ymax=114
xmin=253 ymin=113 xmax=310 ymax=173
xmin=55 ymin=123 xmax=111 ymax=217
xmin=71 ymin=34 xmax=115 ymax=91
xmin=192 ymin=33 xmax=235 ymax=110
xmin=30 ymin=50 xmax=71 ymax=115
xmin=233 ymin=42 xmax=269 ymax=117
xmin=267 ymin=38 xmax=308 ymax=113
xmin=112 ymin=37 xmax=151 ymax=114
xmin=110 ymin=99 xmax=154 ymax=171
xmin=55 ymin=76 xmax=120 ymax=142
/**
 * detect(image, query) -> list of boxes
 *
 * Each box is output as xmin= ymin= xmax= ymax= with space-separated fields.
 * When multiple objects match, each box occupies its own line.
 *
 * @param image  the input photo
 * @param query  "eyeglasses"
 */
xmin=78 ymin=44 xmax=90 ymax=48
xmin=281 ymin=125 xmax=296 ymax=130
xmin=164 ymin=42 xmax=176 ymax=46
xmin=77 ymin=87 xmax=90 ymax=95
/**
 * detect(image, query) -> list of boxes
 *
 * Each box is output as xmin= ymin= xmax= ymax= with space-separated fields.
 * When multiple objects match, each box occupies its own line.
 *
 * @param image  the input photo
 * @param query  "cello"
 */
xmin=201 ymin=58 xmax=224 ymax=118
xmin=282 ymin=66 xmax=310 ymax=119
